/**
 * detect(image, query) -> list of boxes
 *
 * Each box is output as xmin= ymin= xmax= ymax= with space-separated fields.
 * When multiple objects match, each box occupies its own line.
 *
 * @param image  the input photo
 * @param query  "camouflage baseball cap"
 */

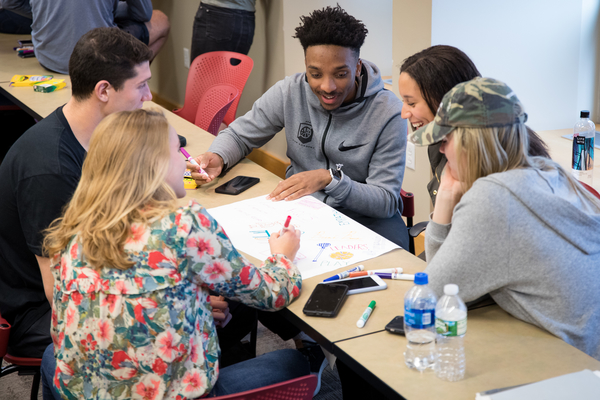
xmin=408 ymin=77 xmax=528 ymax=146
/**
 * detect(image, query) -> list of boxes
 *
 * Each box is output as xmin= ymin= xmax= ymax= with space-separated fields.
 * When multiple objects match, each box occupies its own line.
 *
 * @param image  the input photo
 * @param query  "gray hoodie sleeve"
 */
xmin=208 ymin=81 xmax=286 ymax=168
xmin=323 ymin=112 xmax=406 ymax=218
xmin=424 ymin=179 xmax=512 ymax=300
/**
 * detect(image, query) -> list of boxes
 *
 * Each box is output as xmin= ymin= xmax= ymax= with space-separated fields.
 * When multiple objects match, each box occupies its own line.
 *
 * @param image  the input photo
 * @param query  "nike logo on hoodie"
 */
xmin=338 ymin=141 xmax=367 ymax=151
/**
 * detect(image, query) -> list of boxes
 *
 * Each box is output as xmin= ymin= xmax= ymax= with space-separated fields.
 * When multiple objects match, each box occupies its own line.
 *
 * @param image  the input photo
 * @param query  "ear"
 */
xmin=94 ymin=80 xmax=111 ymax=103
xmin=355 ymin=58 xmax=362 ymax=76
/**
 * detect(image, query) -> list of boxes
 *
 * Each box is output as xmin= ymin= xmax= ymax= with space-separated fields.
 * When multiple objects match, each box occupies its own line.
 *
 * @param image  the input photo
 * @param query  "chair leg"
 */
xmin=249 ymin=309 xmax=258 ymax=358
xmin=407 ymin=216 xmax=415 ymax=255
xmin=31 ymin=370 xmax=41 ymax=400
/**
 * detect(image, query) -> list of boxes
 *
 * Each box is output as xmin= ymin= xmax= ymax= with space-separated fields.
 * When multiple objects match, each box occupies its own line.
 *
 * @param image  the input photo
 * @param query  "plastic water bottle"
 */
xmin=404 ymin=272 xmax=437 ymax=372
xmin=434 ymin=284 xmax=467 ymax=381
xmin=572 ymin=110 xmax=595 ymax=186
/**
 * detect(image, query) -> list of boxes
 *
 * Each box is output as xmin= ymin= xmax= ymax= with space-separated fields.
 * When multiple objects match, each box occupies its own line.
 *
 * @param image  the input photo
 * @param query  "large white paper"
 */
xmin=207 ymin=195 xmax=400 ymax=279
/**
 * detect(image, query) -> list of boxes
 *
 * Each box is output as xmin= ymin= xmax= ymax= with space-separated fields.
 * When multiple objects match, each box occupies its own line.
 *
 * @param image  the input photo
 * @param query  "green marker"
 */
xmin=357 ymin=300 xmax=376 ymax=328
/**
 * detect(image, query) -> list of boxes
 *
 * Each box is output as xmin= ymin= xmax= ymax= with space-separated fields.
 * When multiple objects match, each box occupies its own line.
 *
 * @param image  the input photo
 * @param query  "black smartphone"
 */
xmin=385 ymin=315 xmax=405 ymax=335
xmin=303 ymin=283 xmax=348 ymax=317
xmin=215 ymin=176 xmax=260 ymax=195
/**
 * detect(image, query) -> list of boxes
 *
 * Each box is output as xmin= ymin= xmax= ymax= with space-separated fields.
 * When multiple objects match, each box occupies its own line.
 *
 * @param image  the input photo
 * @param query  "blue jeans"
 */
xmin=209 ymin=348 xmax=309 ymax=396
xmin=41 ymin=344 xmax=61 ymax=400
xmin=191 ymin=3 xmax=255 ymax=61
xmin=41 ymin=344 xmax=308 ymax=399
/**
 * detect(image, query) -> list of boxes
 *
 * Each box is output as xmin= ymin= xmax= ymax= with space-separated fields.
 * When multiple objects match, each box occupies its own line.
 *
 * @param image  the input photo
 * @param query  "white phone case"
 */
xmin=334 ymin=275 xmax=387 ymax=295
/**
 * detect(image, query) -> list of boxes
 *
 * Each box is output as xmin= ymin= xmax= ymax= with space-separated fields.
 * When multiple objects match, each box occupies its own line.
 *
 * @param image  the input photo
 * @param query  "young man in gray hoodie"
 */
xmin=191 ymin=5 xmax=408 ymax=249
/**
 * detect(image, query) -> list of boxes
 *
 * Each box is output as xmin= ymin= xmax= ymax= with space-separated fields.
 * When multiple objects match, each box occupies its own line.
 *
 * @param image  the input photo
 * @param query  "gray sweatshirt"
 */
xmin=209 ymin=60 xmax=407 ymax=218
xmin=3 ymin=0 xmax=153 ymax=74
xmin=425 ymin=166 xmax=600 ymax=360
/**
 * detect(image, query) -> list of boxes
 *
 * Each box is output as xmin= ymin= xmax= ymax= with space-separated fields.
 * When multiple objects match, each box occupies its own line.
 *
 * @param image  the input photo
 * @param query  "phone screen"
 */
xmin=326 ymin=276 xmax=379 ymax=291
xmin=303 ymin=284 xmax=348 ymax=317
xmin=215 ymin=176 xmax=260 ymax=195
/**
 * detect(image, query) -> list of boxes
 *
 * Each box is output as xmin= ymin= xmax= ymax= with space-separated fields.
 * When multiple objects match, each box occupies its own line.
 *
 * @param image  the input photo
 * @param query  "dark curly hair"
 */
xmin=293 ymin=5 xmax=368 ymax=57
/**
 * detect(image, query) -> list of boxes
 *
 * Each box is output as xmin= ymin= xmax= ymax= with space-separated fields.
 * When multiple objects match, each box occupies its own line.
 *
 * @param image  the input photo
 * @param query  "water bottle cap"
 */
xmin=444 ymin=284 xmax=459 ymax=295
xmin=414 ymin=272 xmax=428 ymax=285
xmin=581 ymin=110 xmax=590 ymax=118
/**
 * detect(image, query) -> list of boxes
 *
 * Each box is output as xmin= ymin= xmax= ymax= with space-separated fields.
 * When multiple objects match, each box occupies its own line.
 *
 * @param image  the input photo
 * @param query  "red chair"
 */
xmin=194 ymin=84 xmax=239 ymax=136
xmin=400 ymin=189 xmax=427 ymax=255
xmin=0 ymin=312 xmax=43 ymax=400
xmin=174 ymin=51 xmax=253 ymax=127
xmin=580 ymin=181 xmax=600 ymax=200
xmin=212 ymin=375 xmax=317 ymax=400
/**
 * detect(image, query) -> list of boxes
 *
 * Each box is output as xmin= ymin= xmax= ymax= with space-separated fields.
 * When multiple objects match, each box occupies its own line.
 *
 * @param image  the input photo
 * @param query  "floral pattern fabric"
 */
xmin=49 ymin=200 xmax=302 ymax=399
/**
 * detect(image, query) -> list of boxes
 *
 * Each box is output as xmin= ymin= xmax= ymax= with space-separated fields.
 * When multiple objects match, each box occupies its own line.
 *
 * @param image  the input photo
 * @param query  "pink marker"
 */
xmin=180 ymin=148 xmax=207 ymax=176
xmin=280 ymin=215 xmax=292 ymax=235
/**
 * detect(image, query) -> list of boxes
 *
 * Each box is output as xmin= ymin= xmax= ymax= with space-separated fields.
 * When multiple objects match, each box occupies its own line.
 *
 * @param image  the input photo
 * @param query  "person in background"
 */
xmin=1 ymin=0 xmax=170 ymax=74
xmin=40 ymin=109 xmax=307 ymax=399
xmin=0 ymin=0 xmax=31 ymax=34
xmin=191 ymin=0 xmax=256 ymax=62
xmin=0 ymin=27 xmax=153 ymax=360
xmin=412 ymin=77 xmax=600 ymax=360
xmin=398 ymin=45 xmax=550 ymax=205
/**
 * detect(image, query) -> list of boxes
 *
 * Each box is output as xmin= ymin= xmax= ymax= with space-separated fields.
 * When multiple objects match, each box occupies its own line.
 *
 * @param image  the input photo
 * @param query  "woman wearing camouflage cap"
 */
xmin=398 ymin=45 xmax=550 ymax=205
xmin=411 ymin=77 xmax=600 ymax=361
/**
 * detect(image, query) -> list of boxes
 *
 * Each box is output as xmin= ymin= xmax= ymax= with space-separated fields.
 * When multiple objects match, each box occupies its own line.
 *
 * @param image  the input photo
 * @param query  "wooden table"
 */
xmin=3 ymin=32 xmax=600 ymax=400
xmin=0 ymin=34 xmax=70 ymax=120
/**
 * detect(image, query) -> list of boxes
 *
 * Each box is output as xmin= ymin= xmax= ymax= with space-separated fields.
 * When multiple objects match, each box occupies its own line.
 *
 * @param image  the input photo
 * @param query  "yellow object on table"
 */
xmin=33 ymin=79 xmax=66 ymax=93
xmin=9 ymin=74 xmax=53 ymax=87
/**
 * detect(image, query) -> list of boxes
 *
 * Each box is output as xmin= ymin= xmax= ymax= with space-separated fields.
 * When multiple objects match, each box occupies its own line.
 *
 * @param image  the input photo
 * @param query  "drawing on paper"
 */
xmin=207 ymin=195 xmax=400 ymax=279
xmin=313 ymin=242 xmax=330 ymax=262
xmin=330 ymin=251 xmax=353 ymax=260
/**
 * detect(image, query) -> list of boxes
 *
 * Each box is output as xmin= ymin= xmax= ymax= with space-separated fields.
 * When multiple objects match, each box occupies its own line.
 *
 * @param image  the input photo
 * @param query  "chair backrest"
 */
xmin=0 ymin=311 xmax=10 ymax=359
xmin=212 ymin=375 xmax=317 ymax=400
xmin=174 ymin=51 xmax=253 ymax=126
xmin=400 ymin=189 xmax=414 ymax=221
xmin=581 ymin=181 xmax=600 ymax=200
xmin=194 ymin=84 xmax=239 ymax=136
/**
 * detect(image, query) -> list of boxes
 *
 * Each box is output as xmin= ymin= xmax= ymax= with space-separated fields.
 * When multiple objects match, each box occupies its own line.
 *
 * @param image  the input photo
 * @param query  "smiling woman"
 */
xmin=399 ymin=45 xmax=549 ymax=205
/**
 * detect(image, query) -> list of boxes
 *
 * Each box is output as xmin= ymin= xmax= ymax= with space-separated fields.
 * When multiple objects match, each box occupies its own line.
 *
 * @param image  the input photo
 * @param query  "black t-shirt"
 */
xmin=0 ymin=106 xmax=85 ymax=343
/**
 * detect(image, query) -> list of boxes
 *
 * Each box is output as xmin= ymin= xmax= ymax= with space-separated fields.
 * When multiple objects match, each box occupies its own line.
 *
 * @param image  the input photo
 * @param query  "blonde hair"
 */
xmin=43 ymin=109 xmax=178 ymax=270
xmin=453 ymin=123 xmax=600 ymax=210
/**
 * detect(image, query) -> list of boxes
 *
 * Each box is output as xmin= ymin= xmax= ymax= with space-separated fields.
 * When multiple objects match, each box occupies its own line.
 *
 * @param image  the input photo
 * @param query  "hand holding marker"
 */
xmin=279 ymin=215 xmax=292 ymax=235
xmin=180 ymin=148 xmax=208 ymax=176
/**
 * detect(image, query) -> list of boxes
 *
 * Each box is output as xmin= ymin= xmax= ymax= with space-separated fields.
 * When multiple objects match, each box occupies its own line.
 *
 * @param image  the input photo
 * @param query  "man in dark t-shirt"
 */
xmin=0 ymin=27 xmax=153 ymax=358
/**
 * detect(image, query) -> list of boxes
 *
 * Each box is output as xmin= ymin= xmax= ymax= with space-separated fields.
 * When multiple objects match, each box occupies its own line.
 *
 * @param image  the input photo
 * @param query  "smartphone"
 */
xmin=325 ymin=275 xmax=387 ymax=295
xmin=303 ymin=283 xmax=348 ymax=317
xmin=385 ymin=316 xmax=405 ymax=336
xmin=215 ymin=176 xmax=260 ymax=195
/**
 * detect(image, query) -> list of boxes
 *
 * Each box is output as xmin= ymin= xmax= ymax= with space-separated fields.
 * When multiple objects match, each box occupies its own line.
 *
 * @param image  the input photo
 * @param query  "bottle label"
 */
xmin=572 ymin=134 xmax=594 ymax=171
xmin=405 ymin=307 xmax=435 ymax=329
xmin=436 ymin=317 xmax=467 ymax=336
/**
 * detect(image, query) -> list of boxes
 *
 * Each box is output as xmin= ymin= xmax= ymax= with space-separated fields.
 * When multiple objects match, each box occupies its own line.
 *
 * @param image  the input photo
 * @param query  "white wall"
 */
xmin=283 ymin=0 xmax=393 ymax=76
xmin=431 ymin=0 xmax=600 ymax=130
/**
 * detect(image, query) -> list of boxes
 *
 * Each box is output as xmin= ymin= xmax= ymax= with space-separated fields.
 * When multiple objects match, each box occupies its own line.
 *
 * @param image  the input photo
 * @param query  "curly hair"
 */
xmin=293 ymin=5 xmax=368 ymax=57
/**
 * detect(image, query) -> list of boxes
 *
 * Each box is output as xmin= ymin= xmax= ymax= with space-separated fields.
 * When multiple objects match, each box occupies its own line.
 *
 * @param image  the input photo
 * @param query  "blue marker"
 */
xmin=323 ymin=265 xmax=365 ymax=282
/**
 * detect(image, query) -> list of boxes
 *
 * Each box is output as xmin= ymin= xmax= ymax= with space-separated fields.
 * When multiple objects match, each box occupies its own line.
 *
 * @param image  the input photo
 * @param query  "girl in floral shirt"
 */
xmin=40 ymin=109 xmax=307 ymax=399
